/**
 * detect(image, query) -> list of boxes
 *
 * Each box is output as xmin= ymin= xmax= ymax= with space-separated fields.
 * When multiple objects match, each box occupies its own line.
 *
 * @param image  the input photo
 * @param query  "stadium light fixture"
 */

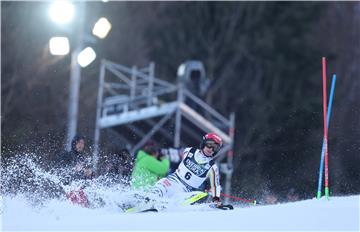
xmin=177 ymin=63 xmax=186 ymax=77
xmin=49 ymin=1 xmax=75 ymax=25
xmin=77 ymin=47 xmax=96 ymax=67
xmin=92 ymin=17 xmax=112 ymax=39
xmin=49 ymin=37 xmax=70 ymax=55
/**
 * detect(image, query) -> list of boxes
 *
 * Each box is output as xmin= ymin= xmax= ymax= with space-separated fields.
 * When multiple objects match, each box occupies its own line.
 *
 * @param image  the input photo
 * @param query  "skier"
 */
xmin=151 ymin=133 xmax=226 ymax=208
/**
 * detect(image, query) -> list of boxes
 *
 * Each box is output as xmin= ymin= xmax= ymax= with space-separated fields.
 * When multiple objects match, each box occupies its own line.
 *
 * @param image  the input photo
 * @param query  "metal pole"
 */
xmin=66 ymin=48 xmax=82 ymax=151
xmin=174 ymin=84 xmax=183 ymax=147
xmin=130 ymin=66 xmax=137 ymax=101
xmin=147 ymin=62 xmax=155 ymax=106
xmin=131 ymin=112 xmax=174 ymax=155
xmin=93 ymin=60 xmax=106 ymax=171
xmin=224 ymin=112 xmax=235 ymax=204
xmin=65 ymin=1 xmax=85 ymax=151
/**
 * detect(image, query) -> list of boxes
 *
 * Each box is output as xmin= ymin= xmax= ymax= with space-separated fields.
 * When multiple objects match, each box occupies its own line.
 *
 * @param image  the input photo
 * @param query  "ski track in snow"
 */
xmin=1 ymin=195 xmax=359 ymax=231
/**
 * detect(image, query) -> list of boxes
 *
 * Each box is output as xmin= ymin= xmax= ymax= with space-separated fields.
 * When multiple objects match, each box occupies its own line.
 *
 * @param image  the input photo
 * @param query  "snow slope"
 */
xmin=1 ymin=155 xmax=359 ymax=231
xmin=1 ymin=194 xmax=359 ymax=231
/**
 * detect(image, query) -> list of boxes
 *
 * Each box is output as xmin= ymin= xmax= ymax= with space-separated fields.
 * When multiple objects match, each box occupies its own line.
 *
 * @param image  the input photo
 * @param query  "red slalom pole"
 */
xmin=221 ymin=193 xmax=257 ymax=205
xmin=322 ymin=57 xmax=330 ymax=199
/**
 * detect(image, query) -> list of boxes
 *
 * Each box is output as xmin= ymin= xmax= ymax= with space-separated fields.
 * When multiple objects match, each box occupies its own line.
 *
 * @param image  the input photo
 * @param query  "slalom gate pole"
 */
xmin=221 ymin=193 xmax=257 ymax=205
xmin=321 ymin=57 xmax=330 ymax=200
xmin=316 ymin=74 xmax=336 ymax=199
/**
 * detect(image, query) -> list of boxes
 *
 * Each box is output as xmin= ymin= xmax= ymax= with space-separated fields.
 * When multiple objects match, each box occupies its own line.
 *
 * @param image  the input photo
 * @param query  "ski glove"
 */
xmin=212 ymin=196 xmax=220 ymax=202
xmin=212 ymin=196 xmax=221 ymax=206
xmin=160 ymin=148 xmax=181 ymax=163
xmin=211 ymin=197 xmax=234 ymax=210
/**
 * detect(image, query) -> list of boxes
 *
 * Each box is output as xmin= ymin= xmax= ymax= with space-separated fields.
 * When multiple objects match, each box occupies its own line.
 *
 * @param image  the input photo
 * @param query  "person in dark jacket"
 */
xmin=54 ymin=135 xmax=94 ymax=182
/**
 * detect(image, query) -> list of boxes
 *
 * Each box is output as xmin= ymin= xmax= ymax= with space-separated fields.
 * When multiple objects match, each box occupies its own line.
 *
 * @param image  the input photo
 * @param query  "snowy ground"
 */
xmin=1 ymin=155 xmax=359 ymax=231
xmin=1 ymin=194 xmax=359 ymax=231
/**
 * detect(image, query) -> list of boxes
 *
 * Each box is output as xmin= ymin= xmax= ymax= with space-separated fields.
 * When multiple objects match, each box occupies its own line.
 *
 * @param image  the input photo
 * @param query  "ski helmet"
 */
xmin=200 ymin=133 xmax=223 ymax=155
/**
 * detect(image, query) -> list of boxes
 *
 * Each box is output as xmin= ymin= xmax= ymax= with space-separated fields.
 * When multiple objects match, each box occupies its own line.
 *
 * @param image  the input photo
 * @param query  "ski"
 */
xmin=184 ymin=192 xmax=234 ymax=210
xmin=182 ymin=192 xmax=209 ymax=206
xmin=123 ymin=191 xmax=233 ymax=213
xmin=125 ymin=206 xmax=158 ymax=213
xmin=139 ymin=208 xmax=158 ymax=213
xmin=210 ymin=204 xmax=234 ymax=210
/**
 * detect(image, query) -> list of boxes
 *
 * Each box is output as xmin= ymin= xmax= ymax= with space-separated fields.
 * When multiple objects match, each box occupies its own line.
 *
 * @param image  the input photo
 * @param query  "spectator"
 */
xmin=130 ymin=140 xmax=170 ymax=191
xmin=54 ymin=135 xmax=94 ymax=182
xmin=51 ymin=135 xmax=95 ymax=207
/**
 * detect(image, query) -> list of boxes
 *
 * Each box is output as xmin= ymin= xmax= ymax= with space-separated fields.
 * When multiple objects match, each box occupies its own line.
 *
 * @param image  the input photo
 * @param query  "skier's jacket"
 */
xmin=131 ymin=150 xmax=170 ymax=190
xmin=175 ymin=147 xmax=221 ymax=198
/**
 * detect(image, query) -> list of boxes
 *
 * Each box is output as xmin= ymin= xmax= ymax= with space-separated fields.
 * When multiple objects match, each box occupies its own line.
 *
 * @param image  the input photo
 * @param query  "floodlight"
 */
xmin=92 ymin=17 xmax=112 ymax=39
xmin=77 ymin=47 xmax=96 ymax=67
xmin=49 ymin=1 xmax=75 ymax=24
xmin=49 ymin=37 xmax=70 ymax=55
xmin=177 ymin=64 xmax=186 ymax=77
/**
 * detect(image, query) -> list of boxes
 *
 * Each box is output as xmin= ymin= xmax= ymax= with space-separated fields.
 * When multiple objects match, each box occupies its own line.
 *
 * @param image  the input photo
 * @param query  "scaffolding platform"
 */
xmin=93 ymin=59 xmax=235 ymax=202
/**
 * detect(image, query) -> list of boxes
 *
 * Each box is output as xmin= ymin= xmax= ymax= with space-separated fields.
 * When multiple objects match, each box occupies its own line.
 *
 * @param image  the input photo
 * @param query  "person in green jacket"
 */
xmin=130 ymin=140 xmax=170 ymax=191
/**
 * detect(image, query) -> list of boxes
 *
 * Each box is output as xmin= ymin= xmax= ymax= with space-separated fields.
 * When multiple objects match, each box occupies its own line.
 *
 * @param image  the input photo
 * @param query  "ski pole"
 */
xmin=221 ymin=193 xmax=257 ymax=205
xmin=316 ymin=74 xmax=336 ymax=199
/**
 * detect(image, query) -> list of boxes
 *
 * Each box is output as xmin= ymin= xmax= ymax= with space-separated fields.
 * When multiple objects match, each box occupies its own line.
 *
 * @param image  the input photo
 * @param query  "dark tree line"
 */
xmin=128 ymin=1 xmax=360 ymax=198
xmin=2 ymin=2 xmax=359 ymax=199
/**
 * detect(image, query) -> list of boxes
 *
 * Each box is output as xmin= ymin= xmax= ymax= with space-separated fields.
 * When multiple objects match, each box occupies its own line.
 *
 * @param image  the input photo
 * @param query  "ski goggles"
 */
xmin=204 ymin=140 xmax=221 ymax=153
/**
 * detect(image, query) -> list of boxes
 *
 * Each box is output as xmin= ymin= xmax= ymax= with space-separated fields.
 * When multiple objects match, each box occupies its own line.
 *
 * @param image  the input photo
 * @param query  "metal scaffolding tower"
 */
xmin=93 ymin=59 xmax=235 ymax=201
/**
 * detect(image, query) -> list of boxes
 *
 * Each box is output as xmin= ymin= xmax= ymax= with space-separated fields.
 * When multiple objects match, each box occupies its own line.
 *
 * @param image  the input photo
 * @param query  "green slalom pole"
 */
xmin=325 ymin=186 xmax=330 ymax=200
